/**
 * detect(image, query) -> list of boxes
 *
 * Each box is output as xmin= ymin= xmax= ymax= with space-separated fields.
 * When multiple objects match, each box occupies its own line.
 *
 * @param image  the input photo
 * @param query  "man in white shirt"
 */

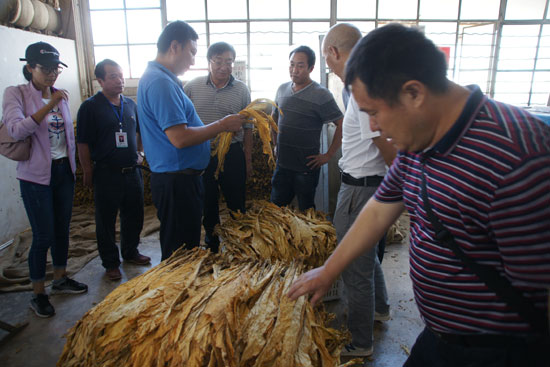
xmin=322 ymin=23 xmax=396 ymax=357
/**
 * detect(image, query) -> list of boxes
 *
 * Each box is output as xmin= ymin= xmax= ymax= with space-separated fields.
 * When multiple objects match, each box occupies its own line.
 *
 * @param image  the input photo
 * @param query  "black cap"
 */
xmin=19 ymin=42 xmax=68 ymax=68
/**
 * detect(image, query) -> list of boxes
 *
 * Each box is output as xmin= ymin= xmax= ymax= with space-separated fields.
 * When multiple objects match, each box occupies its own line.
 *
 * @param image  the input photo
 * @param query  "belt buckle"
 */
xmin=121 ymin=167 xmax=133 ymax=174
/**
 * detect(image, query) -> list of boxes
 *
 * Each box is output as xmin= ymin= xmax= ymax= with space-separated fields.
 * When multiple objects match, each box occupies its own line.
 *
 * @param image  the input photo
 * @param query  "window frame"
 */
xmin=80 ymin=0 xmax=550 ymax=106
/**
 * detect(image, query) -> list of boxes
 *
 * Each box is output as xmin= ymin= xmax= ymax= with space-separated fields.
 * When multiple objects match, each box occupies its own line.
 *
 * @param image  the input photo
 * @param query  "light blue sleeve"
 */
xmin=147 ymin=79 xmax=189 ymax=131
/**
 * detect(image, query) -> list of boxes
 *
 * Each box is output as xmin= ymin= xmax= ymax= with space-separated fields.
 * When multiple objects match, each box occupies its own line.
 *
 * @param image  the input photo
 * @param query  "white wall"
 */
xmin=0 ymin=25 xmax=81 ymax=244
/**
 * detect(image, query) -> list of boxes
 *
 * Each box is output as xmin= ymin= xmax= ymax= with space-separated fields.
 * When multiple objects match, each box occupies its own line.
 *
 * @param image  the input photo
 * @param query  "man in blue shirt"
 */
xmin=137 ymin=21 xmax=246 ymax=260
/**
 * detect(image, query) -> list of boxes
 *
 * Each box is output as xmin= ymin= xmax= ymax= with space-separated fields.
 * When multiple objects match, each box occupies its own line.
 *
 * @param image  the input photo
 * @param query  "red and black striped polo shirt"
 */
xmin=375 ymin=85 xmax=550 ymax=334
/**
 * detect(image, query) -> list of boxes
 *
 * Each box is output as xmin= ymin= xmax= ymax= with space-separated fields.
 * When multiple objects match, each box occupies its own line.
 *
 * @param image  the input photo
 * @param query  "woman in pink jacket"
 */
xmin=2 ymin=42 xmax=88 ymax=318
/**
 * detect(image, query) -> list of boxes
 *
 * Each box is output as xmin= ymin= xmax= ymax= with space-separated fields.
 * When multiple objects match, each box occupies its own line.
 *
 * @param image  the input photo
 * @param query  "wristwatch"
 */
xmin=138 ymin=151 xmax=145 ymax=158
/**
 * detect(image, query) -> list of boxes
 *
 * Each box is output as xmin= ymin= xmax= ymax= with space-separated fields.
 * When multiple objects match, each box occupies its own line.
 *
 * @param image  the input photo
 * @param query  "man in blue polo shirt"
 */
xmin=137 ymin=21 xmax=246 ymax=260
xmin=77 ymin=59 xmax=150 ymax=281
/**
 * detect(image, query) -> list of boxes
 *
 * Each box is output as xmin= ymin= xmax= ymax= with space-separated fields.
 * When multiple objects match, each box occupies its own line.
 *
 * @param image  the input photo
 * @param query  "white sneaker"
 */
xmin=341 ymin=343 xmax=374 ymax=357
xmin=375 ymin=310 xmax=391 ymax=321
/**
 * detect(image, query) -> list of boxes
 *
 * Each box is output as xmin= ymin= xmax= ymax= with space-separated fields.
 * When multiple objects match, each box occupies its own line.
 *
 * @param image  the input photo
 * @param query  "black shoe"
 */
xmin=51 ymin=276 xmax=88 ymax=294
xmin=30 ymin=294 xmax=55 ymax=318
xmin=205 ymin=232 xmax=220 ymax=253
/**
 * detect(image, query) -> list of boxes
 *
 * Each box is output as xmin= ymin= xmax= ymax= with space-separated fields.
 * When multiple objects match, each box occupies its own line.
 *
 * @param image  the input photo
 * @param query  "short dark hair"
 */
xmin=22 ymin=63 xmax=36 ymax=81
xmin=345 ymin=23 xmax=448 ymax=105
xmin=289 ymin=45 xmax=316 ymax=68
xmin=157 ymin=20 xmax=199 ymax=54
xmin=95 ymin=59 xmax=120 ymax=80
xmin=207 ymin=42 xmax=236 ymax=61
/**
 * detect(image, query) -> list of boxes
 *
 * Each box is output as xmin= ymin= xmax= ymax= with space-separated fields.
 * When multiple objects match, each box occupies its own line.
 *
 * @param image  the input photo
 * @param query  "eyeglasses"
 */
xmin=37 ymin=65 xmax=63 ymax=75
xmin=210 ymin=59 xmax=234 ymax=67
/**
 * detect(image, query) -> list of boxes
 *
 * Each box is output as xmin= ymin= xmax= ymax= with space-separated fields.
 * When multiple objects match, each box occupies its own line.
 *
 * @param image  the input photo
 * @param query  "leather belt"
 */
xmin=52 ymin=157 xmax=69 ymax=165
xmin=341 ymin=171 xmax=383 ymax=187
xmin=95 ymin=163 xmax=136 ymax=174
xmin=165 ymin=168 xmax=204 ymax=176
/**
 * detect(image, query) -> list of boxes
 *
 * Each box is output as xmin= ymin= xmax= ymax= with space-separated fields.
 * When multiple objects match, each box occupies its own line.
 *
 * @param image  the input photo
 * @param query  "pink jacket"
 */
xmin=2 ymin=82 xmax=76 ymax=185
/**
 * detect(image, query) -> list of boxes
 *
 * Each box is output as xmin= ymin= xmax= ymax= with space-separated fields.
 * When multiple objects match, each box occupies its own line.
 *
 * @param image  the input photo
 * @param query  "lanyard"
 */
xmin=109 ymin=95 xmax=124 ymax=132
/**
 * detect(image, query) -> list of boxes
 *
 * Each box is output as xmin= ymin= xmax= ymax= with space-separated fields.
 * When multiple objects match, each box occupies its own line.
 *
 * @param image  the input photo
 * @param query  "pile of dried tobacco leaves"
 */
xmin=58 ymin=202 xmax=360 ymax=367
xmin=217 ymin=200 xmax=337 ymax=269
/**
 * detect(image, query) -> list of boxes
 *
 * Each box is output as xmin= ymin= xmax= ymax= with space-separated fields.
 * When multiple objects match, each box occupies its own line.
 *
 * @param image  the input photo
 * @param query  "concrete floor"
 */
xmin=0 ymin=232 xmax=423 ymax=367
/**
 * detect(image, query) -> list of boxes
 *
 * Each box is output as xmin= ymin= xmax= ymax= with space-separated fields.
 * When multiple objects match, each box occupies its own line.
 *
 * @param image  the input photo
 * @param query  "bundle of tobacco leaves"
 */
xmin=245 ymin=130 xmax=273 ymax=200
xmin=216 ymin=200 xmax=337 ymax=269
xmin=58 ymin=248 xmax=360 ymax=367
xmin=212 ymin=99 xmax=279 ymax=178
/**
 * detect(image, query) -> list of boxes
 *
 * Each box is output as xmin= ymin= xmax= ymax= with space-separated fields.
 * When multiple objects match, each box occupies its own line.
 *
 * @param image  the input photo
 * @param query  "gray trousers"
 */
xmin=334 ymin=182 xmax=390 ymax=349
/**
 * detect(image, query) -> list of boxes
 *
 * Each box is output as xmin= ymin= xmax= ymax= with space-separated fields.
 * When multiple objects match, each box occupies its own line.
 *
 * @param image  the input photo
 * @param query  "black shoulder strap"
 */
xmin=420 ymin=161 xmax=548 ymax=334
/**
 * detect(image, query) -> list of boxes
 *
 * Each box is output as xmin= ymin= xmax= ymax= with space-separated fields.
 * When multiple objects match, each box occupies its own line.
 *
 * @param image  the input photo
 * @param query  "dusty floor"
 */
xmin=0 ymin=231 xmax=423 ymax=367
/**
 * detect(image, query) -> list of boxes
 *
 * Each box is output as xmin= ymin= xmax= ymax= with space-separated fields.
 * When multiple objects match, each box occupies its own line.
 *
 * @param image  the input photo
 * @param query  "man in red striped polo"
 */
xmin=289 ymin=23 xmax=549 ymax=366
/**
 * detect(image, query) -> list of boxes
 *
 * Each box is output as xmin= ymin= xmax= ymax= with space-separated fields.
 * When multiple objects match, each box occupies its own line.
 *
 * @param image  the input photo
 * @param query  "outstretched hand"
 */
xmin=287 ymin=266 xmax=333 ymax=306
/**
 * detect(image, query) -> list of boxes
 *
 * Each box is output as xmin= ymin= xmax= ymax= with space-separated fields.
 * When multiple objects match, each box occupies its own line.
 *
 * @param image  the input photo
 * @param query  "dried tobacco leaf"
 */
xmin=217 ymin=200 xmax=337 ymax=269
xmin=59 ymin=202 xmax=358 ymax=367
xmin=212 ymin=99 xmax=280 ymax=178
xmin=58 ymin=249 xmax=352 ymax=367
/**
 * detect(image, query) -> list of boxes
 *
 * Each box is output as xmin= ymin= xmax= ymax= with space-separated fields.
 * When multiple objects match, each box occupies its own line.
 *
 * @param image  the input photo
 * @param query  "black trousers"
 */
xmin=151 ymin=172 xmax=203 ymax=260
xmin=94 ymin=167 xmax=144 ymax=269
xmin=202 ymin=142 xmax=246 ymax=251
xmin=404 ymin=327 xmax=550 ymax=367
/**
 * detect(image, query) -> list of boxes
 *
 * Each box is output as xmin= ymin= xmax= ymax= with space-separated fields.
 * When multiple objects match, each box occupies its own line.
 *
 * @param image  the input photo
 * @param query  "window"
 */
xmin=505 ymin=0 xmax=547 ymax=20
xmin=250 ymin=0 xmax=289 ymax=19
xmin=88 ymin=0 xmax=162 ymax=79
xmin=250 ymin=21 xmax=290 ymax=98
xmin=86 ymin=0 xmax=550 ymax=106
xmin=460 ymin=0 xmax=500 ymax=20
xmin=378 ymin=0 xmax=418 ymax=19
xmin=337 ymin=0 xmax=376 ymax=19
xmin=292 ymin=0 xmax=330 ymax=19
xmin=207 ymin=0 xmax=247 ymax=20
xmin=494 ymin=25 xmax=542 ymax=105
xmin=166 ymin=0 xmax=204 ymax=20
xmin=419 ymin=0 xmax=459 ymax=20
xmin=454 ymin=23 xmax=495 ymax=92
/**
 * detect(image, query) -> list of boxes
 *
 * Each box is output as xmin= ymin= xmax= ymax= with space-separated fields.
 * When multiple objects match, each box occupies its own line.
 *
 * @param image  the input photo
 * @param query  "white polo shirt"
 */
xmin=338 ymin=95 xmax=387 ymax=178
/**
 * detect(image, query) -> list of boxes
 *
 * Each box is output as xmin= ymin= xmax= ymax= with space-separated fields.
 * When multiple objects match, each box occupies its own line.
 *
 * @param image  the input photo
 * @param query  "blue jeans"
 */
xmin=334 ymin=182 xmax=389 ymax=349
xmin=20 ymin=159 xmax=75 ymax=282
xmin=270 ymin=165 xmax=320 ymax=211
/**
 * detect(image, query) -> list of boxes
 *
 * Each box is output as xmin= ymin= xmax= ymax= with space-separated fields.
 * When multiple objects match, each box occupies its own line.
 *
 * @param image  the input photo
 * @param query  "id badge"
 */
xmin=115 ymin=132 xmax=128 ymax=148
